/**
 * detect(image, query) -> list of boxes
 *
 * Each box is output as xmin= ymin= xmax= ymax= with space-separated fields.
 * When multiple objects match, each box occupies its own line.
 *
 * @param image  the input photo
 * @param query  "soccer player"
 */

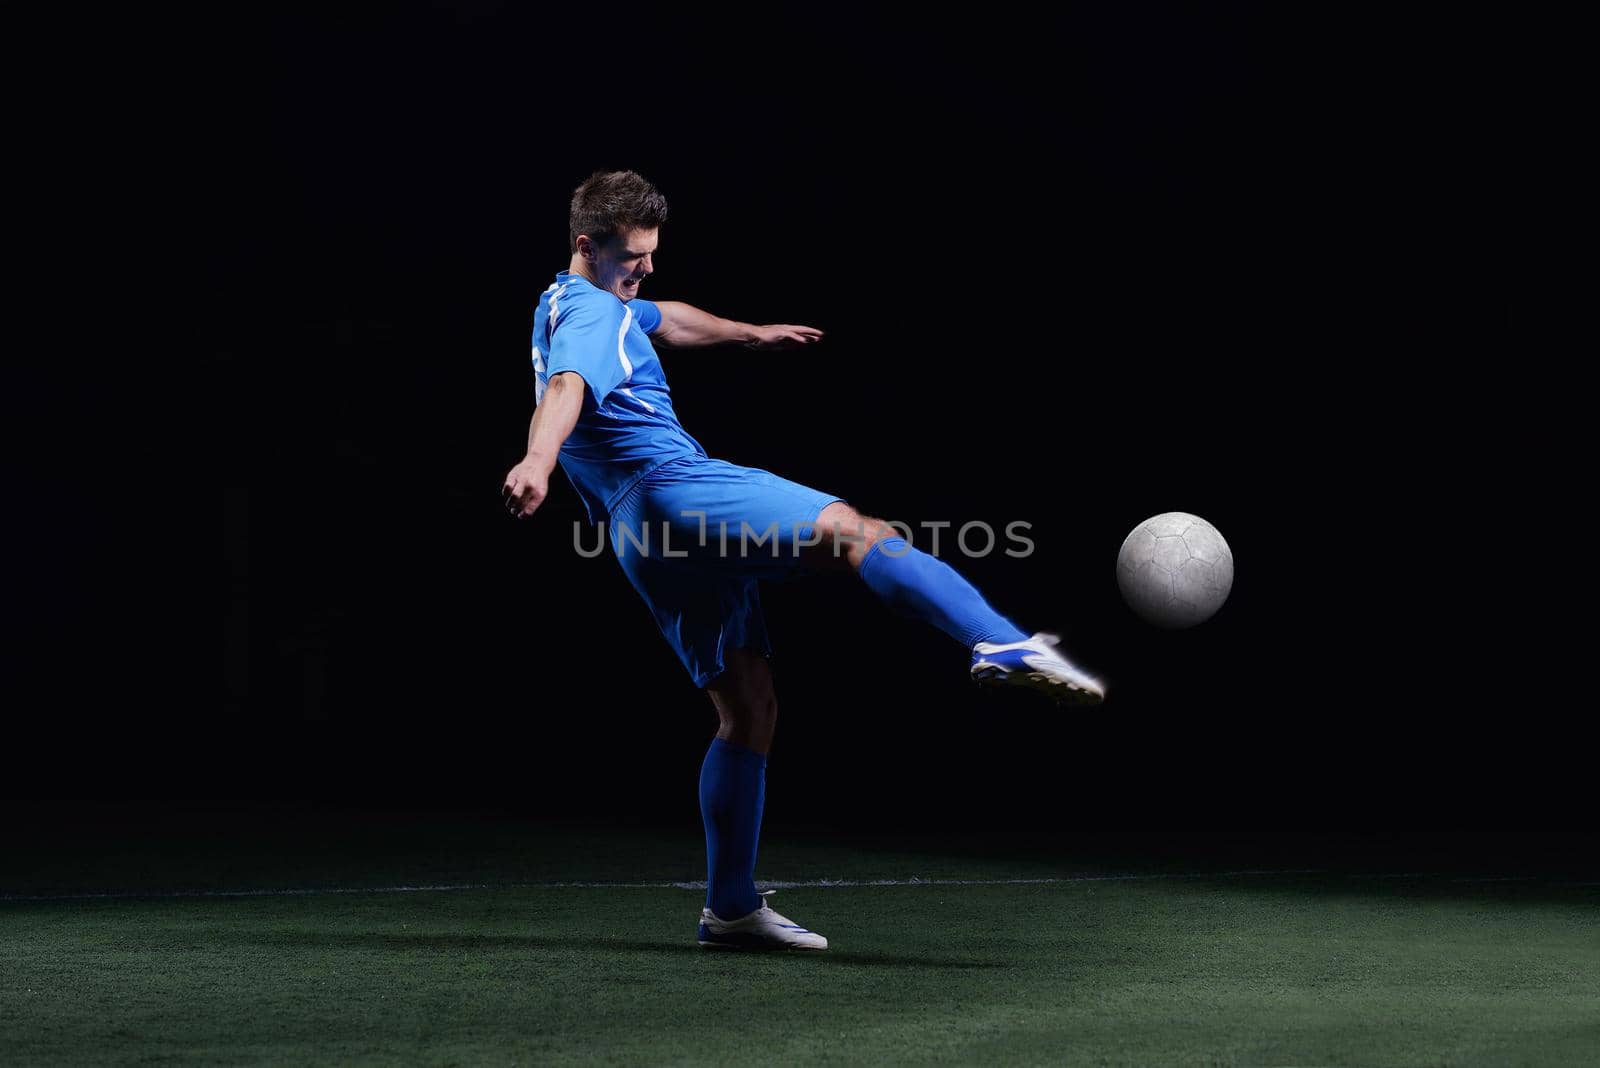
xmin=502 ymin=171 xmax=1105 ymax=951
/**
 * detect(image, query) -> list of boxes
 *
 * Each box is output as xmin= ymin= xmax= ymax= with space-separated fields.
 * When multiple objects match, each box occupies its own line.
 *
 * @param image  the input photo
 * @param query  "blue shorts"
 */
xmin=607 ymin=456 xmax=845 ymax=688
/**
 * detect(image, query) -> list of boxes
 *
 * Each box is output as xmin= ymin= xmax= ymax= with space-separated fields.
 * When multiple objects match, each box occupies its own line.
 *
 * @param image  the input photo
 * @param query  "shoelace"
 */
xmin=753 ymin=890 xmax=813 ymax=933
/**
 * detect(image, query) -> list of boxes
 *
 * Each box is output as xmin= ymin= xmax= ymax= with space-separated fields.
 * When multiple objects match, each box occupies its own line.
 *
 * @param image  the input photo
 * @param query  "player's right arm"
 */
xmin=504 ymin=291 xmax=632 ymax=519
xmin=502 ymin=371 xmax=585 ymax=519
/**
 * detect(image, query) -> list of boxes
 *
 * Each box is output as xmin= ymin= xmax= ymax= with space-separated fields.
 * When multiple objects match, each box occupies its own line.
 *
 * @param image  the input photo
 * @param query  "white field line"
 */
xmin=4 ymin=869 xmax=1589 ymax=904
xmin=1 ymin=869 xmax=1326 ymax=903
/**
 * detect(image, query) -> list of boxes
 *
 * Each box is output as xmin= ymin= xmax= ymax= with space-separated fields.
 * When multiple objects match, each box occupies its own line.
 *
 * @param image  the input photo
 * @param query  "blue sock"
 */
xmin=699 ymin=737 xmax=766 ymax=920
xmin=856 ymin=537 xmax=1029 ymax=650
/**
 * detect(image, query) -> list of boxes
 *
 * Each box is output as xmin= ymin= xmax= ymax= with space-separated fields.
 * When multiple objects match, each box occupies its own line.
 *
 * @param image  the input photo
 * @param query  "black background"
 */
xmin=13 ymin=6 xmax=1561 ymax=835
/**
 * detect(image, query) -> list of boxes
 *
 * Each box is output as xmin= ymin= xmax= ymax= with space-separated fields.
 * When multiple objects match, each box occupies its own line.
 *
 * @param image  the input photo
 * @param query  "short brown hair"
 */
xmin=569 ymin=170 xmax=669 ymax=252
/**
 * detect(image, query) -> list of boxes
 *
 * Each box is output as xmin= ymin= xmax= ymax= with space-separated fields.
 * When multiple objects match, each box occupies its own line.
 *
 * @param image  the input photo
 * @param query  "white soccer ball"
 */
xmin=1116 ymin=512 xmax=1234 ymax=629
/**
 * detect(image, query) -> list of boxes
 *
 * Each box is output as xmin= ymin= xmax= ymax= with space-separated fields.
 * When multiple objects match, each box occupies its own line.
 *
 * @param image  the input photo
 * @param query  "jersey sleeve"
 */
xmin=631 ymin=298 xmax=662 ymax=335
xmin=546 ymin=292 xmax=631 ymax=404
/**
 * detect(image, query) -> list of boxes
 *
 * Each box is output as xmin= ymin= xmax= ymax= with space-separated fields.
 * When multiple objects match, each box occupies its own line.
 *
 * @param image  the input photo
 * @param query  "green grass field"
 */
xmin=3 ymin=812 xmax=1596 ymax=1066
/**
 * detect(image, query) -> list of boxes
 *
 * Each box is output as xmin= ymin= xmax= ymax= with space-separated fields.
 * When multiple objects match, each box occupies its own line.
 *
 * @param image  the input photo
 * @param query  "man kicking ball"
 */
xmin=502 ymin=170 xmax=1105 ymax=951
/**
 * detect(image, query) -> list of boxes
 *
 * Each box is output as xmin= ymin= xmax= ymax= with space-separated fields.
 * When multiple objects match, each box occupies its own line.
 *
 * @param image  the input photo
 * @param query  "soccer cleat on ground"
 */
xmin=971 ymin=632 xmax=1107 ymax=705
xmin=697 ymin=891 xmax=828 ymax=951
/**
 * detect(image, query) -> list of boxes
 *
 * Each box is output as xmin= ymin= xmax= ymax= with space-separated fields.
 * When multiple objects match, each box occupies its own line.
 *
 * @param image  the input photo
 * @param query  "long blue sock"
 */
xmin=857 ymin=537 xmax=1028 ymax=649
xmin=699 ymin=737 xmax=766 ymax=920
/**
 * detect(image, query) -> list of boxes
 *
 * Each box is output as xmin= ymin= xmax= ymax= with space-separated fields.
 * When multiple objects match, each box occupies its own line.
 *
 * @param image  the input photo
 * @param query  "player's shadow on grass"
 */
xmin=206 ymin=930 xmax=1009 ymax=968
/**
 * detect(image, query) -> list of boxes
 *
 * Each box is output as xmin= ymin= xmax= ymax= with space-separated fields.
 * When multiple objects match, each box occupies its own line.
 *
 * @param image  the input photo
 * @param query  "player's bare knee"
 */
xmin=844 ymin=515 xmax=898 ymax=566
xmin=815 ymin=504 xmax=897 ymax=561
xmin=707 ymin=685 xmax=777 ymax=754
xmin=858 ymin=516 xmax=899 ymax=553
xmin=707 ymin=649 xmax=777 ymax=731
xmin=718 ymin=697 xmax=776 ymax=734
xmin=711 ymin=682 xmax=776 ymax=727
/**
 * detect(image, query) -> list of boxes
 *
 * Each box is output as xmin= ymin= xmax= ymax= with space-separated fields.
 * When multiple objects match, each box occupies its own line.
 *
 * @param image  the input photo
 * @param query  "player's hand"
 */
xmin=745 ymin=324 xmax=824 ymax=350
xmin=502 ymin=460 xmax=549 ymax=519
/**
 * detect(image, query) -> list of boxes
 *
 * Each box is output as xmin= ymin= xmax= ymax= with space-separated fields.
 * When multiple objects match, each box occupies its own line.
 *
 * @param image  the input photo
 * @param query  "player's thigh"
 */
xmin=631 ymin=458 xmax=843 ymax=576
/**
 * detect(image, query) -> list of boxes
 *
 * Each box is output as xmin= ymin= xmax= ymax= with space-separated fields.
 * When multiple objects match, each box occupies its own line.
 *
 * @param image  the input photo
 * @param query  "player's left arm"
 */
xmin=649 ymin=300 xmax=823 ymax=351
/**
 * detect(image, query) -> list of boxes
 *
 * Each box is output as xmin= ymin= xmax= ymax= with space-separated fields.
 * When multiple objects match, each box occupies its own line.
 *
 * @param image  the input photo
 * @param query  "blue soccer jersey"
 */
xmin=532 ymin=271 xmax=707 ymax=523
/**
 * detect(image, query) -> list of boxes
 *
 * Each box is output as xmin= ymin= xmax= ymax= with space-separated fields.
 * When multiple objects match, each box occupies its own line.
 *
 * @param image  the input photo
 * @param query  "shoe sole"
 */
xmin=972 ymin=666 xmax=1105 ymax=705
xmin=698 ymin=936 xmax=827 ymax=951
xmin=697 ymin=924 xmax=826 ymax=951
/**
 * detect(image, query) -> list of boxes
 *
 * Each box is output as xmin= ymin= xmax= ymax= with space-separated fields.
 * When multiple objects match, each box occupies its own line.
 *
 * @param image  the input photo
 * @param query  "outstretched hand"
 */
xmin=744 ymin=324 xmax=824 ymax=350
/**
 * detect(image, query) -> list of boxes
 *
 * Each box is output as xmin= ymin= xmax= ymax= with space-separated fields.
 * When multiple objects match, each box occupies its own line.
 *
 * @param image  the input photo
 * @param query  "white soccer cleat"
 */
xmin=697 ymin=891 xmax=828 ymax=951
xmin=971 ymin=631 xmax=1107 ymax=705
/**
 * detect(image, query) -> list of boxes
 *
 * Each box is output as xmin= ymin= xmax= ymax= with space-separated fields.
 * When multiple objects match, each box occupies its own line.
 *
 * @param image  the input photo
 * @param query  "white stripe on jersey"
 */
xmin=612 ymin=307 xmax=656 ymax=412
xmin=616 ymin=306 xmax=634 ymax=379
xmin=535 ymin=283 xmax=567 ymax=407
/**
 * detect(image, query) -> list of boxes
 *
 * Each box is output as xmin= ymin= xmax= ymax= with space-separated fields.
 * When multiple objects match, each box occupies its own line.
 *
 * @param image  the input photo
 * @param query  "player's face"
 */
xmin=592 ymin=227 xmax=657 ymax=302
